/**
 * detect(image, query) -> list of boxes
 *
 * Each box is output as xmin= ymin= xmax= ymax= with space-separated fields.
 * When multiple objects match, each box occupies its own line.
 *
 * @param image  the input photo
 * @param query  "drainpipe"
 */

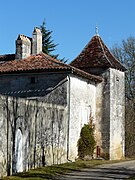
xmin=67 ymin=74 xmax=72 ymax=162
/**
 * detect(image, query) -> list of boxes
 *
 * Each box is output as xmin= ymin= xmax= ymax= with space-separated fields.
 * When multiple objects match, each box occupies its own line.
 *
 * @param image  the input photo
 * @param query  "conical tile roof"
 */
xmin=70 ymin=35 xmax=126 ymax=72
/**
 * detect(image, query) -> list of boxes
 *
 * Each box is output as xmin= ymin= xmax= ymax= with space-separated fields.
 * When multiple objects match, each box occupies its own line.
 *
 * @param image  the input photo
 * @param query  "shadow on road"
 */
xmin=57 ymin=167 xmax=135 ymax=179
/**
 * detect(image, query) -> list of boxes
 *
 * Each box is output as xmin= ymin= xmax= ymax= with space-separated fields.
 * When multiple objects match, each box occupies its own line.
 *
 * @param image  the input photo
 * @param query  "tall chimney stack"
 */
xmin=32 ymin=27 xmax=42 ymax=55
xmin=15 ymin=35 xmax=31 ymax=60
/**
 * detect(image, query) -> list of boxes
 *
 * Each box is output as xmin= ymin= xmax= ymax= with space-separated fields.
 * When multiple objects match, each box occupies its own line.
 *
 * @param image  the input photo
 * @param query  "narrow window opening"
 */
xmin=116 ymin=76 xmax=119 ymax=81
xmin=30 ymin=77 xmax=36 ymax=84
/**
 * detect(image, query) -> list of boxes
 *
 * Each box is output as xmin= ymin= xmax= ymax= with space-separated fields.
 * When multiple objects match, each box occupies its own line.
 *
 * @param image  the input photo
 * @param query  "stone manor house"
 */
xmin=0 ymin=27 xmax=126 ymax=176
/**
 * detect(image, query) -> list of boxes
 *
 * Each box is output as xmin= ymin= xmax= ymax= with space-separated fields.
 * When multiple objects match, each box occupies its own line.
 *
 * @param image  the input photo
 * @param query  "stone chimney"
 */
xmin=15 ymin=35 xmax=31 ymax=60
xmin=32 ymin=27 xmax=42 ymax=55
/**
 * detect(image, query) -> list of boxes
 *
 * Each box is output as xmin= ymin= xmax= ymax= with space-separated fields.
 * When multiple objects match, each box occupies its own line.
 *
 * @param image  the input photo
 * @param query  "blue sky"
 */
xmin=0 ymin=0 xmax=135 ymax=62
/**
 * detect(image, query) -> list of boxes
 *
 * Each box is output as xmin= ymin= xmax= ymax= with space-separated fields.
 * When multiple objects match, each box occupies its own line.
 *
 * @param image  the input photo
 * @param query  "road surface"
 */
xmin=57 ymin=160 xmax=135 ymax=179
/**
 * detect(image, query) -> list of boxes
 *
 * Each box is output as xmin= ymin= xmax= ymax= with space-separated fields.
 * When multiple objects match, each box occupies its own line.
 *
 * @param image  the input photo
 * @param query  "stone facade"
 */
xmin=0 ymin=72 xmax=99 ymax=177
xmin=0 ymin=96 xmax=68 ymax=176
xmin=0 ymin=72 xmax=68 ymax=104
xmin=109 ymin=68 xmax=125 ymax=160
xmin=0 ymin=29 xmax=126 ymax=177
xmin=95 ymin=68 xmax=125 ymax=160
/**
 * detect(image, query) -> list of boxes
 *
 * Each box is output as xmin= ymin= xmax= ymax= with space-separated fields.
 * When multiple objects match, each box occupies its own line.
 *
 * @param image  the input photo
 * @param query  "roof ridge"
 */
xmin=97 ymin=37 xmax=127 ymax=70
xmin=97 ymin=35 xmax=113 ymax=66
xmin=39 ymin=52 xmax=70 ymax=67
xmin=70 ymin=35 xmax=102 ymax=65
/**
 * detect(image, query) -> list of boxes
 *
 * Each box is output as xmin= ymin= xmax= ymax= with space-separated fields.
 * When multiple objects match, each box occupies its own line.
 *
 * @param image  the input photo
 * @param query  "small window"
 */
xmin=30 ymin=77 xmax=36 ymax=84
xmin=116 ymin=76 xmax=119 ymax=81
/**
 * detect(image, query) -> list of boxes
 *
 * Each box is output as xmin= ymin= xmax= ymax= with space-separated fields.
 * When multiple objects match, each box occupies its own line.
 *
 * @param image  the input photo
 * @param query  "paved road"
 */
xmin=57 ymin=160 xmax=135 ymax=180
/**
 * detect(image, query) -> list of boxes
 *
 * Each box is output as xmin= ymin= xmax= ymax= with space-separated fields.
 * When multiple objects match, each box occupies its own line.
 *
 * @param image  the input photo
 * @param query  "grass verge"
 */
xmin=2 ymin=159 xmax=130 ymax=180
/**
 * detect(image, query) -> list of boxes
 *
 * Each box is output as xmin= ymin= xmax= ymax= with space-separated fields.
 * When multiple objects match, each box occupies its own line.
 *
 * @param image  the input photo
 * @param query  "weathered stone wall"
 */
xmin=109 ymin=68 xmax=125 ymax=160
xmin=0 ymin=68 xmax=125 ymax=177
xmin=0 ymin=96 xmax=68 ymax=177
xmin=96 ymin=68 xmax=125 ymax=160
xmin=0 ymin=97 xmax=7 ymax=177
xmin=0 ymin=73 xmax=68 ymax=105
xmin=95 ymin=81 xmax=104 ymax=153
xmin=69 ymin=74 xmax=96 ymax=160
xmin=95 ymin=70 xmax=110 ymax=158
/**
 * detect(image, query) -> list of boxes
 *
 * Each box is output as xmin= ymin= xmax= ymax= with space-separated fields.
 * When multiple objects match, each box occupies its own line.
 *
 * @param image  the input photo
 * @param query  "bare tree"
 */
xmin=111 ymin=37 xmax=135 ymax=157
xmin=111 ymin=37 xmax=135 ymax=107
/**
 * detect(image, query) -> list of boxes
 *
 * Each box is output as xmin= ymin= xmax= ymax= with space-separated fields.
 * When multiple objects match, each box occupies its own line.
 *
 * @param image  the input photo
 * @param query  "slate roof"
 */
xmin=0 ymin=52 xmax=102 ymax=82
xmin=70 ymin=35 xmax=126 ymax=71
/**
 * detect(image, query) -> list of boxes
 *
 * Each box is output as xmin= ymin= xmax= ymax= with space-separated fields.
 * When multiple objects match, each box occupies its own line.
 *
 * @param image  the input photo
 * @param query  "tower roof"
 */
xmin=70 ymin=35 xmax=126 ymax=72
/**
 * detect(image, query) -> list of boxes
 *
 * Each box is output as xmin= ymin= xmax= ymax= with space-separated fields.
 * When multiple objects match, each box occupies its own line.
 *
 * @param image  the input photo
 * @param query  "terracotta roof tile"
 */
xmin=70 ymin=35 xmax=126 ymax=71
xmin=0 ymin=53 xmax=70 ymax=72
xmin=0 ymin=52 xmax=102 ymax=82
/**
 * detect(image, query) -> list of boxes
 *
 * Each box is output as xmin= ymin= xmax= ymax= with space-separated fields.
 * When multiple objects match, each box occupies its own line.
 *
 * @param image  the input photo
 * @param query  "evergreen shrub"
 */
xmin=77 ymin=124 xmax=96 ymax=159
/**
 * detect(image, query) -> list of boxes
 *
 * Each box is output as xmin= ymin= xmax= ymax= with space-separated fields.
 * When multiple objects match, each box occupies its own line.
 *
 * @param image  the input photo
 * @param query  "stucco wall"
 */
xmin=68 ymin=74 xmax=96 ymax=160
xmin=0 ymin=96 xmax=68 ymax=177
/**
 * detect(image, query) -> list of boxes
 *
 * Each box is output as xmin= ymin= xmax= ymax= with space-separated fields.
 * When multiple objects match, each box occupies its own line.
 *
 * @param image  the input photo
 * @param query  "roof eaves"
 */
xmin=69 ymin=65 xmax=102 ymax=82
xmin=108 ymin=51 xmax=127 ymax=72
xmin=0 ymin=66 xmax=72 ymax=74
xmin=97 ymin=36 xmax=113 ymax=66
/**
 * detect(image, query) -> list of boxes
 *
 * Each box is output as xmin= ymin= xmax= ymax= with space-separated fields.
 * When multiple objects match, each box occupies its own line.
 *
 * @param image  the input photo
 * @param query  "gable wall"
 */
xmin=68 ymin=74 xmax=96 ymax=160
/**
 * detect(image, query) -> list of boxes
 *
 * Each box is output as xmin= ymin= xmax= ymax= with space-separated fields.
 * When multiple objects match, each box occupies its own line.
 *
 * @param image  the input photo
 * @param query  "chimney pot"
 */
xmin=15 ymin=34 xmax=31 ymax=60
xmin=32 ymin=27 xmax=42 ymax=55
